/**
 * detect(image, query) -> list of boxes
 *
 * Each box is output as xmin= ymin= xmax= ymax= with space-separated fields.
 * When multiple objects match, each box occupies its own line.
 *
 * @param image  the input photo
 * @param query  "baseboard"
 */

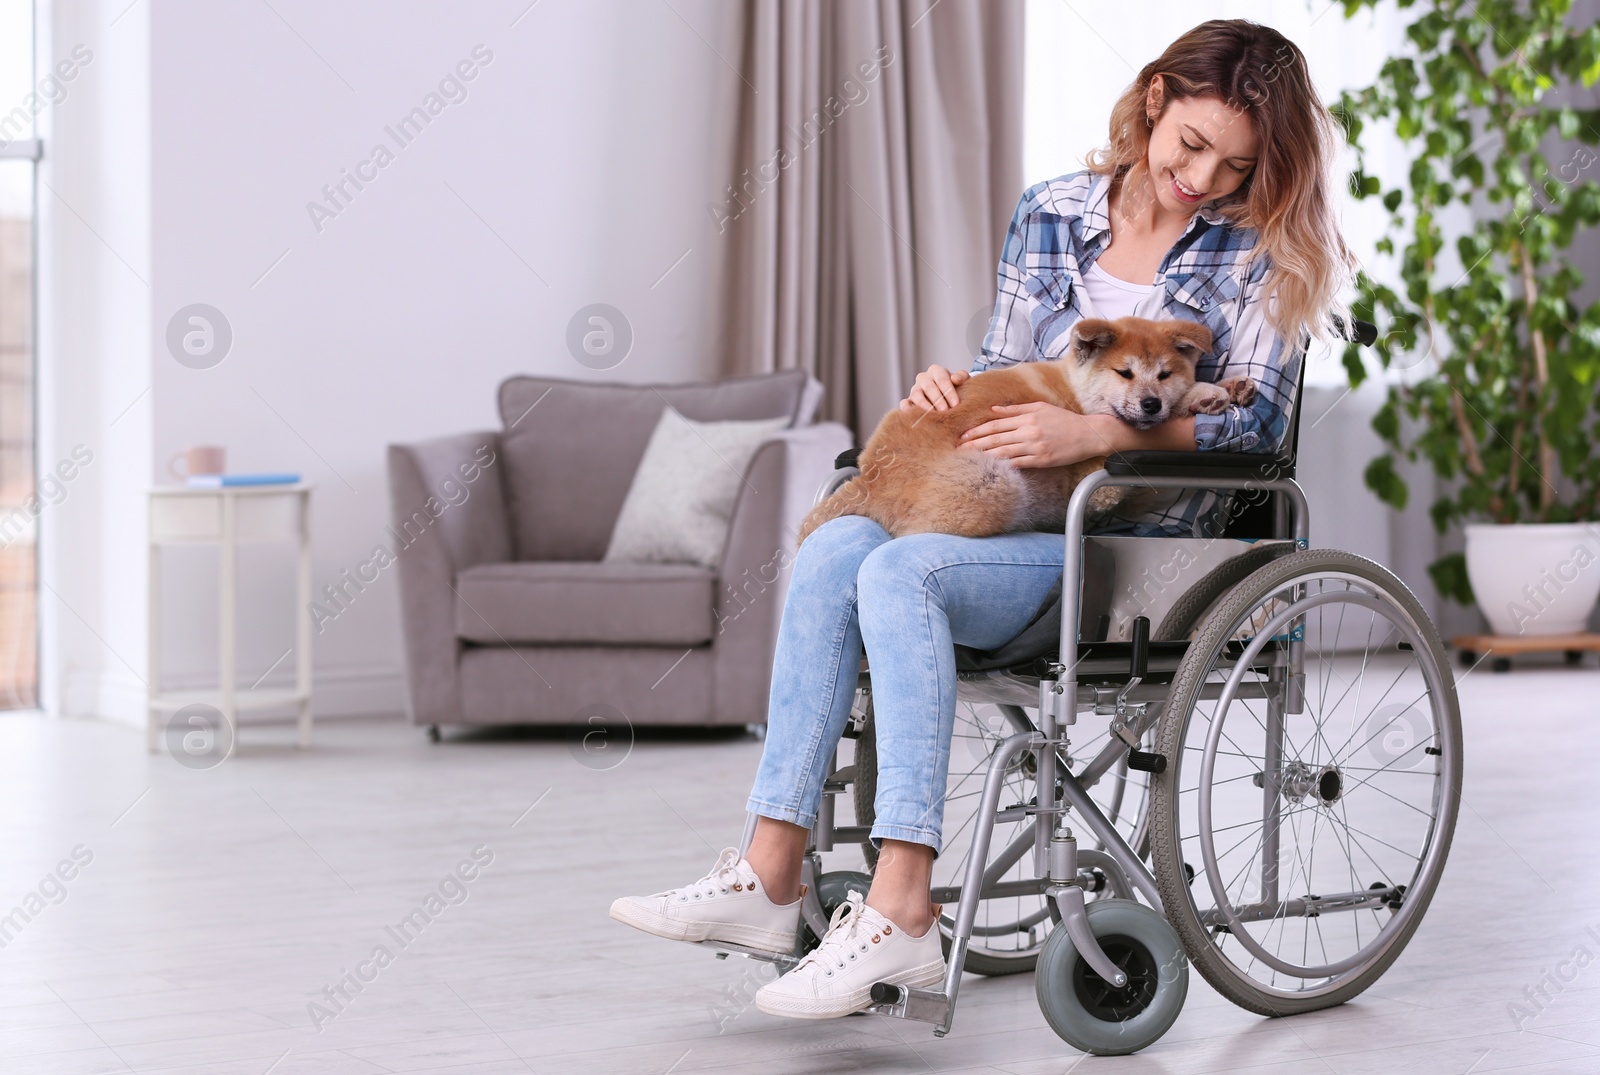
xmin=56 ymin=664 xmax=406 ymax=726
xmin=62 ymin=667 xmax=147 ymax=726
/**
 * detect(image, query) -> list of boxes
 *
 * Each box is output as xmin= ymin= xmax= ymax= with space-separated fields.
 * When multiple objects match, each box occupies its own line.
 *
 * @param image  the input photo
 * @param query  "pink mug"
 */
xmin=168 ymin=445 xmax=226 ymax=481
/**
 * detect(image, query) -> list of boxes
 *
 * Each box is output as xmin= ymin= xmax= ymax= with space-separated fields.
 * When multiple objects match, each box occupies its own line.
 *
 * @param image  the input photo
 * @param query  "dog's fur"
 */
xmin=797 ymin=316 xmax=1257 ymax=544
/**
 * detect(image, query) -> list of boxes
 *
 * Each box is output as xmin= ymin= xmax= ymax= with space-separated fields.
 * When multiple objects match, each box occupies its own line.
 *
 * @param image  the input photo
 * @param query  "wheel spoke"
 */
xmin=1150 ymin=556 xmax=1458 ymax=1004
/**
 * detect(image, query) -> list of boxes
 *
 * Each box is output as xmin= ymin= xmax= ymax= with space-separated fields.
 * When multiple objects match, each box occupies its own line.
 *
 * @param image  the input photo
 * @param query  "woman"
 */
xmin=612 ymin=18 xmax=1356 ymax=1020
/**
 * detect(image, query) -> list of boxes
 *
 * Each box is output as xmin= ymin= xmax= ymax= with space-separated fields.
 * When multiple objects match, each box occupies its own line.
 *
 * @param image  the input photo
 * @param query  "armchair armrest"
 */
xmin=386 ymin=431 xmax=512 ymax=725
xmin=387 ymin=432 xmax=512 ymax=572
xmin=712 ymin=421 xmax=853 ymax=723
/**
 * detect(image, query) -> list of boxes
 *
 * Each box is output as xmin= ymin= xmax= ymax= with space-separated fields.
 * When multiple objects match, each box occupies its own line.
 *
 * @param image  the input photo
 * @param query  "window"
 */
xmin=0 ymin=0 xmax=38 ymax=707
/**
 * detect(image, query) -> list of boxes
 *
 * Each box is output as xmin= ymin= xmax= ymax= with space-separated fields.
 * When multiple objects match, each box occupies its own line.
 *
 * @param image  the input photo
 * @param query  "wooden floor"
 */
xmin=2 ymin=656 xmax=1598 ymax=1074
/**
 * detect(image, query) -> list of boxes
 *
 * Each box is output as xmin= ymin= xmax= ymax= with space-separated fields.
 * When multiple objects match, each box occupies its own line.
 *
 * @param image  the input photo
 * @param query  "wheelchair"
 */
xmin=705 ymin=320 xmax=1464 ymax=1056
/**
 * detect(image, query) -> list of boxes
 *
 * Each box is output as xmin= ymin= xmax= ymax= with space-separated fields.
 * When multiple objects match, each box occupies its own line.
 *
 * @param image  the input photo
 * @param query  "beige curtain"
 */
xmin=711 ymin=0 xmax=1024 ymax=439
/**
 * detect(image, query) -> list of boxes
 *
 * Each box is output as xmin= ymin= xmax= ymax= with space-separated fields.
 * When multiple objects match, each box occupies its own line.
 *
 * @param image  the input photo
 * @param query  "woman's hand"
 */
xmin=959 ymin=404 xmax=1125 ymax=468
xmin=899 ymin=364 xmax=971 ymax=412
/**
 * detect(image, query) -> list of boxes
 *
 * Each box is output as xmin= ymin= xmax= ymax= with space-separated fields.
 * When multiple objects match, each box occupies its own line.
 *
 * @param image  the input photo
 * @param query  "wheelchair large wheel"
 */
xmin=1148 ymin=548 xmax=1462 ymax=1016
xmin=853 ymin=696 xmax=1152 ymax=976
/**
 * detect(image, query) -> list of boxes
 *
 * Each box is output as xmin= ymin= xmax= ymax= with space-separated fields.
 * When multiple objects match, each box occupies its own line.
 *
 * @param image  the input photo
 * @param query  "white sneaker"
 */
xmin=609 ymin=847 xmax=801 ymax=955
xmin=755 ymin=891 xmax=945 ymax=1019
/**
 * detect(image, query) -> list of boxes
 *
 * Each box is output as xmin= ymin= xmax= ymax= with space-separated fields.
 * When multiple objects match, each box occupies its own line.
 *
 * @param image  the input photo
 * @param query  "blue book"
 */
xmin=186 ymin=473 xmax=301 ymax=488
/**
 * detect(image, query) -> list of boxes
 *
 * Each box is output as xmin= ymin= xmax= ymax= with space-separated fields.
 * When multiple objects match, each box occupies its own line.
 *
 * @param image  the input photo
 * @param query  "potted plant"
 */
xmin=1334 ymin=0 xmax=1600 ymax=636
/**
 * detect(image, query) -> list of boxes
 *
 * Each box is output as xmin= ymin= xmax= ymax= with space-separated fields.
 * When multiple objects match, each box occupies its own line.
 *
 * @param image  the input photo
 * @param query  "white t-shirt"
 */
xmin=1083 ymin=259 xmax=1156 ymax=320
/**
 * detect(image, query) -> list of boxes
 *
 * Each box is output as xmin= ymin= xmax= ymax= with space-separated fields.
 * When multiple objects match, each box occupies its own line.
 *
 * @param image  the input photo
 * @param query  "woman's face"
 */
xmin=1145 ymin=88 xmax=1260 ymax=216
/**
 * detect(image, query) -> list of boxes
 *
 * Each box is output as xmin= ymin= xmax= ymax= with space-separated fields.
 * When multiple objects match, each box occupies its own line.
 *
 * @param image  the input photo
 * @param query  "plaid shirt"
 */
xmin=972 ymin=169 xmax=1303 ymax=538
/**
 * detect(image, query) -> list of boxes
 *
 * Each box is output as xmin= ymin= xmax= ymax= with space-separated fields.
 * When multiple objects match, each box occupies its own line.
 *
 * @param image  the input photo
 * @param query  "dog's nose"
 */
xmin=1140 ymin=397 xmax=1162 ymax=415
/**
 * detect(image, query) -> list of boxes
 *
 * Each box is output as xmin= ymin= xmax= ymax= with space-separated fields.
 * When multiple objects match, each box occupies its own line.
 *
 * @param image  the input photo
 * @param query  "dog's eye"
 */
xmin=1158 ymin=371 xmax=1171 ymax=380
xmin=1117 ymin=369 xmax=1133 ymax=380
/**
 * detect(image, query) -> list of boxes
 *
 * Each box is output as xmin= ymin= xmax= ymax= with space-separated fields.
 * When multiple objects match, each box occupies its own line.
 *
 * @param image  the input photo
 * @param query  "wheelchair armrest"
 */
xmin=1103 ymin=449 xmax=1295 ymax=482
xmin=836 ymin=445 xmax=1295 ymax=483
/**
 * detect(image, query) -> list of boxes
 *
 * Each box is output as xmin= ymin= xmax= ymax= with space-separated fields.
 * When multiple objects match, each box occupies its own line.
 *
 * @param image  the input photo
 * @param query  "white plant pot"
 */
xmin=1463 ymin=522 xmax=1600 ymax=636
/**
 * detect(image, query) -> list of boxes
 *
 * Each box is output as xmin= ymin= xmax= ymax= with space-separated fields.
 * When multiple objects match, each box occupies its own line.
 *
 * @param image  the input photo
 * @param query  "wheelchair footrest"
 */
xmin=695 ymin=937 xmax=798 ymax=971
xmin=866 ymin=982 xmax=950 ymax=1026
xmin=822 ymin=764 xmax=857 ymax=792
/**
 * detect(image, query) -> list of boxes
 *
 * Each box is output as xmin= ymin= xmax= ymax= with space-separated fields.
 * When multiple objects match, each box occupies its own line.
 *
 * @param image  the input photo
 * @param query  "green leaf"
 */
xmin=1428 ymin=497 xmax=1453 ymax=534
xmin=1373 ymin=397 xmax=1400 ymax=441
xmin=1383 ymin=188 xmax=1404 ymax=212
xmin=1364 ymin=454 xmax=1408 ymax=510
xmin=1427 ymin=552 xmax=1475 ymax=607
xmin=1342 ymin=344 xmax=1369 ymax=387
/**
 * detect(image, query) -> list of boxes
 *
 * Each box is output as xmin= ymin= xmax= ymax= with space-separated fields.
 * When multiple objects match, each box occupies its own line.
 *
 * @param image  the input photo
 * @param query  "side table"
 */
xmin=147 ymin=483 xmax=313 ymax=752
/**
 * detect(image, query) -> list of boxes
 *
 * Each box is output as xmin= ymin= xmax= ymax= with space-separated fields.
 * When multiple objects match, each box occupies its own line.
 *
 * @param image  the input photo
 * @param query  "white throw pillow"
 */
xmin=603 ymin=407 xmax=791 ymax=567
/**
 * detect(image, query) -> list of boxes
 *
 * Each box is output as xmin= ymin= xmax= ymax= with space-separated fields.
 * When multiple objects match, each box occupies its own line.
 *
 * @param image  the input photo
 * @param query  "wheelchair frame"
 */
xmin=703 ymin=318 xmax=1452 ymax=1043
xmin=706 ymin=465 xmax=1310 ymax=1034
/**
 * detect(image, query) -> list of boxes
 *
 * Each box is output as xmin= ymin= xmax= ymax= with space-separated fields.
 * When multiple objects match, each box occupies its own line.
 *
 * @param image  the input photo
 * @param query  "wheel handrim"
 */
xmin=1168 ymin=568 xmax=1458 ymax=999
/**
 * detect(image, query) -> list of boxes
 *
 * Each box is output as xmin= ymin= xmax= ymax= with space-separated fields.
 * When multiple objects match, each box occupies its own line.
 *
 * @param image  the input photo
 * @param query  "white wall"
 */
xmin=42 ymin=0 xmax=744 ymax=722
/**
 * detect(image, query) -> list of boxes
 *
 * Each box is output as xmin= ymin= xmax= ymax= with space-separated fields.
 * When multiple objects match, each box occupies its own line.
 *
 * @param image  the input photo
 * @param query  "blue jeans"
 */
xmin=746 ymin=516 xmax=1065 ymax=857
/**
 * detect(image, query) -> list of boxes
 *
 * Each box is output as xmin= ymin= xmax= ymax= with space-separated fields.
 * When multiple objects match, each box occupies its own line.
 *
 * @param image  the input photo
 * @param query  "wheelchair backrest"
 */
xmin=1219 ymin=317 xmax=1372 ymax=541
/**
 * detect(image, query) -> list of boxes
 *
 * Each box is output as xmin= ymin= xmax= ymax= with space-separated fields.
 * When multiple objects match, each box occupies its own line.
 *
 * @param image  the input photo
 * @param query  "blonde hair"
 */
xmin=1087 ymin=19 xmax=1356 ymax=342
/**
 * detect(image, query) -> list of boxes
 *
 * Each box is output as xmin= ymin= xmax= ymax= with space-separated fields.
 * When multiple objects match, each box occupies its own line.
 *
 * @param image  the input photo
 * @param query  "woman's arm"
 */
xmin=970 ymin=185 xmax=1047 ymax=375
xmin=1192 ymin=261 xmax=1298 ymax=455
xmin=903 ymin=183 xmax=1047 ymax=413
xmin=959 ymin=407 xmax=1194 ymax=467
xmin=1087 ymin=413 xmax=1197 ymax=454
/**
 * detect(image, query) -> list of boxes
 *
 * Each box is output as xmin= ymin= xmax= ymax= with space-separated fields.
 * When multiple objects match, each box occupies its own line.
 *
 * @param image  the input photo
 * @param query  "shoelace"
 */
xmin=794 ymin=890 xmax=890 ymax=976
xmin=654 ymin=847 xmax=754 ymax=903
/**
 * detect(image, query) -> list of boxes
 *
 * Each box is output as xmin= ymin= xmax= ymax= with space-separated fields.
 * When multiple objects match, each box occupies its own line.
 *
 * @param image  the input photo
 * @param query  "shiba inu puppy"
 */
xmin=798 ymin=316 xmax=1257 ymax=542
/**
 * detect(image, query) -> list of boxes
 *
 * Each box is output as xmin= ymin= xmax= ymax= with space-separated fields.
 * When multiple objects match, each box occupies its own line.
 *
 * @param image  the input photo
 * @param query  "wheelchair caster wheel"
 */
xmin=1565 ymin=649 xmax=1584 ymax=666
xmin=1034 ymin=898 xmax=1187 ymax=1056
xmin=427 ymin=725 xmax=440 ymax=743
xmin=1458 ymin=649 xmax=1476 ymax=667
xmin=1491 ymin=657 xmax=1512 ymax=674
xmin=794 ymin=871 xmax=871 ymax=958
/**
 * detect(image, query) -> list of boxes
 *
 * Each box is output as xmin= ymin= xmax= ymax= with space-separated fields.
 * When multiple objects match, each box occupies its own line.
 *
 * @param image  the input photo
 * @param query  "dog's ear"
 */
xmin=1070 ymin=318 xmax=1119 ymax=364
xmin=1166 ymin=320 xmax=1214 ymax=363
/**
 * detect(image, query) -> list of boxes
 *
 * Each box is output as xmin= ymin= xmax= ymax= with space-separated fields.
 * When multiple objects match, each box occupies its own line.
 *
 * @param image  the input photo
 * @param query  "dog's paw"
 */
xmin=1220 ymin=376 xmax=1258 ymax=406
xmin=1183 ymin=382 xmax=1231 ymax=416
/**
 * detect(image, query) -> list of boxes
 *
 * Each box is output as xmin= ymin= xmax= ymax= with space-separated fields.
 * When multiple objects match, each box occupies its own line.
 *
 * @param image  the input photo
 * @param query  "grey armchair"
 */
xmin=387 ymin=369 xmax=850 ymax=732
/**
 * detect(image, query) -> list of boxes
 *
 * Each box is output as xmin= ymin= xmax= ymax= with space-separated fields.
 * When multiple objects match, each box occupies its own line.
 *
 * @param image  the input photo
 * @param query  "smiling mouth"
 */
xmin=1171 ymin=173 xmax=1204 ymax=202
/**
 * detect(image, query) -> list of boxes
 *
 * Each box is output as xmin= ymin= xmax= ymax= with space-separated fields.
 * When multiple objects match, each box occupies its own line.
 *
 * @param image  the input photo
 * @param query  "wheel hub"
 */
xmin=1316 ymin=765 xmax=1344 ymax=805
xmin=1272 ymin=761 xmax=1344 ymax=806
xmin=1071 ymin=933 xmax=1158 ymax=1021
